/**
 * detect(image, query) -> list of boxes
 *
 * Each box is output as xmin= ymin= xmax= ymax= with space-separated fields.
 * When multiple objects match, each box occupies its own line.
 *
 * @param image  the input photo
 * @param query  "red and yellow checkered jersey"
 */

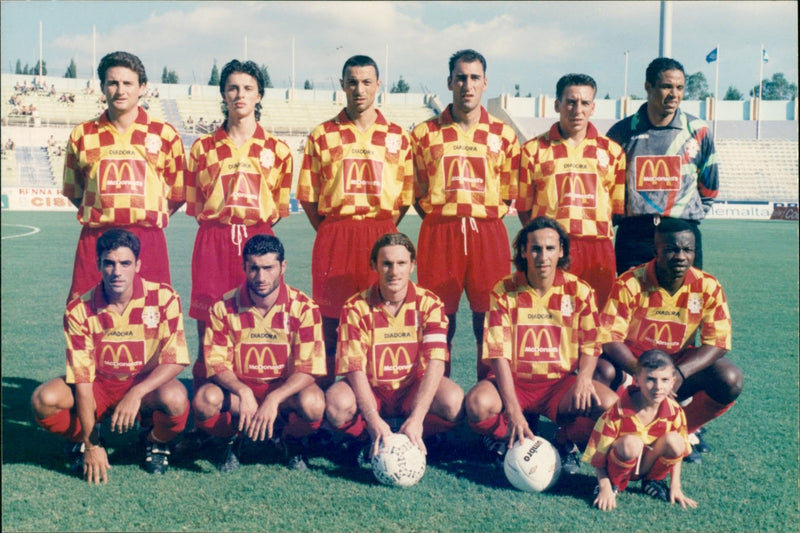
xmin=411 ymin=105 xmax=520 ymax=219
xmin=483 ymin=270 xmax=601 ymax=383
xmin=582 ymin=385 xmax=690 ymax=468
xmin=64 ymin=276 xmax=189 ymax=384
xmin=518 ymin=122 xmax=625 ymax=239
xmin=336 ymin=282 xmax=449 ymax=390
xmin=599 ymin=261 xmax=732 ymax=357
xmin=204 ymin=282 xmax=326 ymax=382
xmin=185 ymin=124 xmax=292 ymax=225
xmin=62 ymin=107 xmax=185 ymax=228
xmin=297 ymin=109 xmax=413 ymax=220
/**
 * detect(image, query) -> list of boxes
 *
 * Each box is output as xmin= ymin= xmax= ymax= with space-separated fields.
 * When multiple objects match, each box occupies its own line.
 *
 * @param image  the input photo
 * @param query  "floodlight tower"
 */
xmin=659 ymin=0 xmax=673 ymax=58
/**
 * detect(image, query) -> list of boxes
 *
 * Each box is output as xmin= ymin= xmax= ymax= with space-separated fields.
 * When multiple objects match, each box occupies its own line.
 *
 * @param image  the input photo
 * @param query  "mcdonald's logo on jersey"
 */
xmin=99 ymin=159 xmax=146 ymax=196
xmin=239 ymin=343 xmax=288 ymax=379
xmin=374 ymin=343 xmax=417 ymax=382
xmin=638 ymin=319 xmax=686 ymax=353
xmin=516 ymin=324 xmax=562 ymax=363
xmin=443 ymin=155 xmax=487 ymax=193
xmin=556 ymin=172 xmax=598 ymax=208
xmin=343 ymin=158 xmax=383 ymax=196
xmin=98 ymin=340 xmax=146 ymax=375
xmin=635 ymin=156 xmax=681 ymax=191
xmin=221 ymin=171 xmax=262 ymax=209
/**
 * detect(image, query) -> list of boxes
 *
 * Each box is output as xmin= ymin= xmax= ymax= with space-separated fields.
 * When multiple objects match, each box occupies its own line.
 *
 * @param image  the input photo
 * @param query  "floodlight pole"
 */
xmin=659 ymin=1 xmax=672 ymax=58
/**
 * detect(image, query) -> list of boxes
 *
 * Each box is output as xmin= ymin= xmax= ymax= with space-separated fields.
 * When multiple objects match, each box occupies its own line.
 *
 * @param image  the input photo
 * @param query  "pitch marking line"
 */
xmin=1 ymin=224 xmax=41 ymax=240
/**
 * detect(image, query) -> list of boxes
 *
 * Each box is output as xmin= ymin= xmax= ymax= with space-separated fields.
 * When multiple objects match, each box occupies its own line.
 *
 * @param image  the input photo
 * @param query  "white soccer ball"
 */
xmin=371 ymin=433 xmax=426 ymax=487
xmin=503 ymin=436 xmax=562 ymax=492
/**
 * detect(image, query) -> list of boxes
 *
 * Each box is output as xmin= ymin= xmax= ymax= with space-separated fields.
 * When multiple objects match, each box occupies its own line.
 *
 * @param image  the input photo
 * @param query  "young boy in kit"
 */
xmin=582 ymin=349 xmax=697 ymax=510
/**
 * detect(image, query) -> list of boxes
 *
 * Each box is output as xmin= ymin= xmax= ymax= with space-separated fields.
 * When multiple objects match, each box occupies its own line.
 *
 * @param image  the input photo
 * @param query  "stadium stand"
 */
xmin=716 ymin=139 xmax=799 ymax=202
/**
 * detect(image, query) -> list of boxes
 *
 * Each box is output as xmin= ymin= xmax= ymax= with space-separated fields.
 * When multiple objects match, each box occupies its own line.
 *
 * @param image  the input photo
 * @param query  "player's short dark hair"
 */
xmin=448 ymin=49 xmax=487 ymax=77
xmin=645 ymin=57 xmax=685 ymax=86
xmin=556 ymin=73 xmax=597 ymax=100
xmin=96 ymin=228 xmax=140 ymax=261
xmin=512 ymin=217 xmax=570 ymax=273
xmin=98 ymin=51 xmax=147 ymax=86
xmin=636 ymin=349 xmax=676 ymax=373
xmin=219 ymin=59 xmax=265 ymax=121
xmin=342 ymin=55 xmax=380 ymax=81
xmin=370 ymin=233 xmax=416 ymax=264
xmin=243 ymin=234 xmax=284 ymax=265
xmin=655 ymin=217 xmax=695 ymax=237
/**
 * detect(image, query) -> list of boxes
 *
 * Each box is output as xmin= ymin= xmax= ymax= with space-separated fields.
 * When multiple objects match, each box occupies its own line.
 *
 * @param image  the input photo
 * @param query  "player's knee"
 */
xmin=436 ymin=384 xmax=465 ymax=422
xmin=720 ymin=363 xmax=744 ymax=401
xmin=31 ymin=380 xmax=68 ymax=417
xmin=157 ymin=380 xmax=189 ymax=415
xmin=297 ymin=385 xmax=326 ymax=422
xmin=593 ymin=358 xmax=616 ymax=388
xmin=324 ymin=383 xmax=356 ymax=426
xmin=614 ymin=434 xmax=644 ymax=461
xmin=193 ymin=383 xmax=224 ymax=419
xmin=709 ymin=360 xmax=744 ymax=403
xmin=464 ymin=386 xmax=495 ymax=423
xmin=662 ymin=431 xmax=686 ymax=458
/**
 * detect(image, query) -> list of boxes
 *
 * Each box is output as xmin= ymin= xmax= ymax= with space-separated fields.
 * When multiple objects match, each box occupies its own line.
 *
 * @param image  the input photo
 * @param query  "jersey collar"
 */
xmin=367 ymin=280 xmax=418 ymax=308
xmin=92 ymin=274 xmax=144 ymax=312
xmin=237 ymin=280 xmax=289 ymax=312
xmin=441 ymin=104 xmax=489 ymax=126
xmin=548 ymin=121 xmax=599 ymax=142
xmin=644 ymin=260 xmax=701 ymax=291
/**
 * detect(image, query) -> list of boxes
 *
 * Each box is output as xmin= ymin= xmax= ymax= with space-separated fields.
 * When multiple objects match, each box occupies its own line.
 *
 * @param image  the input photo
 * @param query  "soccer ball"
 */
xmin=371 ymin=433 xmax=426 ymax=487
xmin=503 ymin=436 xmax=562 ymax=492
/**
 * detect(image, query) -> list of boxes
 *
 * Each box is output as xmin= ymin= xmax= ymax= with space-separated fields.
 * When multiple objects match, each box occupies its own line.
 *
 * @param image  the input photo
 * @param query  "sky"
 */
xmin=1 ymin=1 xmax=797 ymax=100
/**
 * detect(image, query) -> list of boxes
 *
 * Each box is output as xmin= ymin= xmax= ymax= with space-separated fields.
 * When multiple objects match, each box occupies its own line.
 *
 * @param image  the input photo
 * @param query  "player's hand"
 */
xmin=593 ymin=484 xmax=617 ymax=511
xmin=572 ymin=376 xmax=601 ymax=414
xmin=670 ymin=487 xmax=698 ymax=509
xmin=83 ymin=445 xmax=111 ymax=485
xmin=365 ymin=416 xmax=393 ymax=459
xmin=110 ymin=393 xmax=142 ymax=434
xmin=506 ymin=410 xmax=535 ymax=449
xmin=236 ymin=389 xmax=259 ymax=436
xmin=399 ymin=416 xmax=426 ymax=455
xmin=248 ymin=395 xmax=279 ymax=442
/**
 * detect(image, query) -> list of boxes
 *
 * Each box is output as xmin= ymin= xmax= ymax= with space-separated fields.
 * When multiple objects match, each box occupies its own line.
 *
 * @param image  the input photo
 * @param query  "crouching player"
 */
xmin=191 ymin=235 xmax=327 ymax=472
xmin=583 ymin=349 xmax=696 ymax=510
xmin=324 ymin=233 xmax=465 ymax=463
xmin=32 ymin=229 xmax=190 ymax=483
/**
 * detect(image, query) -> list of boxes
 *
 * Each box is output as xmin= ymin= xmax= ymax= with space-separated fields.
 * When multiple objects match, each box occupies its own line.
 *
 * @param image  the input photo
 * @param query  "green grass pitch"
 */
xmin=2 ymin=211 xmax=798 ymax=532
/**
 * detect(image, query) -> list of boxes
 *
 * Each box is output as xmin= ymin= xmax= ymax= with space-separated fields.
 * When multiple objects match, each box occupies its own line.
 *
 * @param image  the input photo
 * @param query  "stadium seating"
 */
xmin=716 ymin=139 xmax=799 ymax=202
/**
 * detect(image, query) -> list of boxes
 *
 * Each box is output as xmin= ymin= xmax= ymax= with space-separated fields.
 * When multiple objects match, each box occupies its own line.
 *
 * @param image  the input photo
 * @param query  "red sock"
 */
xmin=564 ymin=417 xmax=596 ymax=446
xmin=151 ymin=404 xmax=190 ymax=443
xmin=606 ymin=447 xmax=638 ymax=491
xmin=195 ymin=411 xmax=237 ymax=439
xmin=282 ymin=412 xmax=323 ymax=439
xmin=683 ymin=391 xmax=734 ymax=434
xmin=422 ymin=413 xmax=457 ymax=438
xmin=469 ymin=413 xmax=507 ymax=441
xmin=334 ymin=414 xmax=368 ymax=440
xmin=36 ymin=410 xmax=82 ymax=441
xmin=645 ymin=455 xmax=681 ymax=481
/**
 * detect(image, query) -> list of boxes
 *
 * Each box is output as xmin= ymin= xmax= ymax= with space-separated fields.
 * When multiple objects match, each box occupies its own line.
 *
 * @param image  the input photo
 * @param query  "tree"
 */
xmin=64 ymin=58 xmax=77 ymax=79
xmin=684 ymin=71 xmax=710 ymax=100
xmin=304 ymin=79 xmax=313 ymax=90
xmin=723 ymin=85 xmax=743 ymax=101
xmin=262 ymin=66 xmax=273 ymax=88
xmin=161 ymin=66 xmax=178 ymax=84
xmin=390 ymin=76 xmax=410 ymax=93
xmin=15 ymin=59 xmax=22 ymax=74
xmin=514 ymin=83 xmax=520 ymax=97
xmin=750 ymin=72 xmax=798 ymax=100
xmin=208 ymin=60 xmax=219 ymax=86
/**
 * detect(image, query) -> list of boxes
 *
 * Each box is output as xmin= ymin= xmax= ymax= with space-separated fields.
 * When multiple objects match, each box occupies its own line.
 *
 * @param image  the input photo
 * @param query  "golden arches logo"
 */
xmin=517 ymin=325 xmax=561 ymax=363
xmin=243 ymin=345 xmax=280 ymax=373
xmin=376 ymin=345 xmax=414 ymax=377
xmin=99 ymin=343 xmax=142 ymax=371
xmin=636 ymin=156 xmax=680 ymax=191
xmin=100 ymin=160 xmax=145 ymax=195
xmin=639 ymin=159 xmax=672 ymax=179
xmin=447 ymin=157 xmax=479 ymax=179
xmin=346 ymin=159 xmax=377 ymax=182
xmin=640 ymin=322 xmax=680 ymax=348
xmin=557 ymin=172 xmax=596 ymax=207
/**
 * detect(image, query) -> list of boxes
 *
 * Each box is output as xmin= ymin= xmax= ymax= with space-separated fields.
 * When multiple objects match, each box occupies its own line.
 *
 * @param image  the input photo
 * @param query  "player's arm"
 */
xmin=491 ymin=357 xmax=534 ymax=447
xmin=393 ymin=205 xmax=410 ymax=227
xmin=673 ymin=345 xmax=727 ymax=392
xmin=75 ymin=382 xmax=111 ymax=484
xmin=210 ymin=369 xmax=259 ymax=434
xmin=517 ymin=209 xmax=532 ymax=227
xmin=400 ymin=359 xmax=445 ymax=454
xmin=668 ymin=460 xmax=698 ymax=509
xmin=346 ymin=369 xmax=392 ymax=458
xmin=593 ymin=466 xmax=617 ymax=511
xmin=251 ymin=372 xmax=316 ymax=441
xmin=300 ymin=201 xmax=325 ymax=231
xmin=602 ymin=341 xmax=638 ymax=377
xmin=573 ymin=352 xmax=603 ymax=413
xmin=110 ymin=363 xmax=184 ymax=434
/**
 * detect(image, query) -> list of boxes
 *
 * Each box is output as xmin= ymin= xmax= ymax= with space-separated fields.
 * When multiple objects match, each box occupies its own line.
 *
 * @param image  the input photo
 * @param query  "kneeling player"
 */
xmin=464 ymin=217 xmax=617 ymax=473
xmin=324 ymin=233 xmax=465 ymax=462
xmin=32 ymin=229 xmax=190 ymax=483
xmin=583 ymin=349 xmax=696 ymax=510
xmin=191 ymin=235 xmax=327 ymax=472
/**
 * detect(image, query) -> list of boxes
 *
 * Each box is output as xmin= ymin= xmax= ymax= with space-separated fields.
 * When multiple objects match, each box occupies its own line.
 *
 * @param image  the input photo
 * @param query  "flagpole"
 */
xmin=757 ymin=44 xmax=764 ymax=140
xmin=713 ymin=43 xmax=719 ymax=142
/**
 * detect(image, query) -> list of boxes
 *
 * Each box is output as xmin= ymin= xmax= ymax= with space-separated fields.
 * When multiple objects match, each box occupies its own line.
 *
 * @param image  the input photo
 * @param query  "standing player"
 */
xmin=597 ymin=218 xmax=743 ymax=462
xmin=464 ymin=217 xmax=617 ymax=473
xmin=583 ymin=349 xmax=696 ymax=510
xmin=297 ymin=55 xmax=414 ymax=384
xmin=517 ymin=74 xmax=625 ymax=307
xmin=184 ymin=59 xmax=292 ymax=392
xmin=607 ymin=57 xmax=718 ymax=274
xmin=31 ymin=229 xmax=190 ymax=483
xmin=411 ymin=49 xmax=520 ymax=379
xmin=62 ymin=51 xmax=185 ymax=303
xmin=324 ymin=233 xmax=465 ymax=461
xmin=191 ymin=235 xmax=326 ymax=472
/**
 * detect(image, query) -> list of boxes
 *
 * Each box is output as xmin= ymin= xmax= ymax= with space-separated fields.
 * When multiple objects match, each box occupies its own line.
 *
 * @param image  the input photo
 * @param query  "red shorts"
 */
xmin=312 ymin=217 xmax=397 ymax=319
xmin=417 ymin=215 xmax=510 ymax=315
xmin=567 ymin=237 xmax=616 ymax=308
xmin=190 ymin=221 xmax=273 ymax=322
xmin=372 ymin=380 xmax=423 ymax=418
xmin=496 ymin=374 xmax=576 ymax=424
xmin=90 ymin=373 xmax=146 ymax=422
xmin=68 ymin=225 xmax=170 ymax=303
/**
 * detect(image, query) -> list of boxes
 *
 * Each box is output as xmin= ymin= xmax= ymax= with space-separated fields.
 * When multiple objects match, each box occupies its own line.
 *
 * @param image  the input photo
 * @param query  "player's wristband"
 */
xmin=676 ymin=366 xmax=686 ymax=382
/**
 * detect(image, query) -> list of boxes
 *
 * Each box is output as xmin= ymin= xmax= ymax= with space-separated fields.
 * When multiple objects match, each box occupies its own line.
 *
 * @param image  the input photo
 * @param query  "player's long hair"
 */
xmin=219 ymin=59 xmax=265 ymax=121
xmin=98 ymin=51 xmax=147 ymax=86
xmin=512 ymin=217 xmax=570 ymax=273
